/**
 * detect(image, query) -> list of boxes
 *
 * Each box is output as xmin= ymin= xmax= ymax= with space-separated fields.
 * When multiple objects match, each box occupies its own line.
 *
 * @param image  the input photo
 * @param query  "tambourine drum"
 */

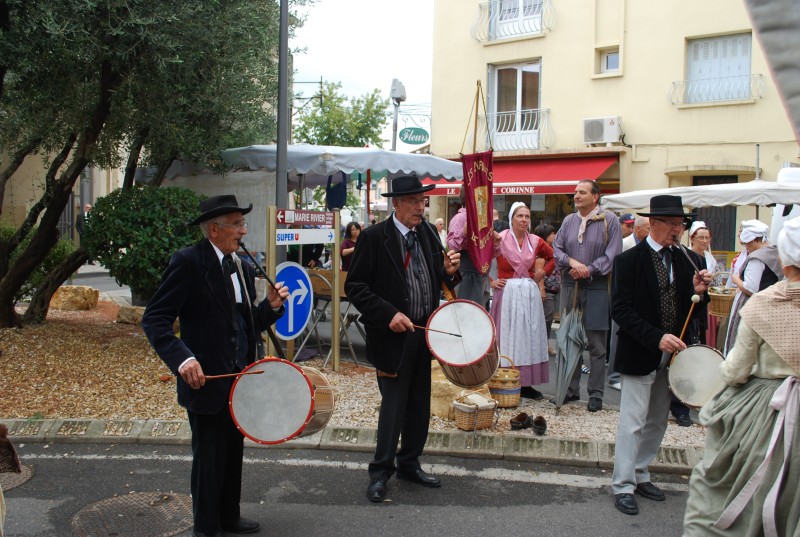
xmin=668 ymin=345 xmax=726 ymax=408
xmin=229 ymin=358 xmax=335 ymax=445
xmin=427 ymin=299 xmax=500 ymax=388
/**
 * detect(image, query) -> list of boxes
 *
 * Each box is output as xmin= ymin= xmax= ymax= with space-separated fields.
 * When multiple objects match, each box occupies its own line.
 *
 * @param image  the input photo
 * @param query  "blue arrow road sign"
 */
xmin=273 ymin=262 xmax=313 ymax=340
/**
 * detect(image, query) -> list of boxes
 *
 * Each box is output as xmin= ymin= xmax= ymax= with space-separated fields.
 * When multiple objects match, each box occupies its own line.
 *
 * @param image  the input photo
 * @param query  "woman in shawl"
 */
xmin=723 ymin=220 xmax=784 ymax=355
xmin=489 ymin=202 xmax=554 ymax=400
xmin=683 ymin=215 xmax=800 ymax=536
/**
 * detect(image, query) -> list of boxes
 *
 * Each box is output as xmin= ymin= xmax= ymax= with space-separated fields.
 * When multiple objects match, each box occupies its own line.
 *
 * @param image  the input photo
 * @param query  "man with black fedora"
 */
xmin=143 ymin=194 xmax=289 ymax=536
xmin=345 ymin=175 xmax=461 ymax=504
xmin=609 ymin=194 xmax=711 ymax=516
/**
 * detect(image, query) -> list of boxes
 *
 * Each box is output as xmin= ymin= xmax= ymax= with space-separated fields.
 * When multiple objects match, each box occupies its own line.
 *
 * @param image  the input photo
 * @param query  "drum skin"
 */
xmin=427 ymin=300 xmax=500 ymax=388
xmin=669 ymin=345 xmax=726 ymax=408
xmin=229 ymin=358 xmax=335 ymax=445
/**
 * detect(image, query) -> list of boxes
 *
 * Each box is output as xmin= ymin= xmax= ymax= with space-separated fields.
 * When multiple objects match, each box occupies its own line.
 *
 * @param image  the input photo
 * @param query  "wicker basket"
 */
xmin=452 ymin=392 xmax=498 ymax=431
xmin=488 ymin=356 xmax=521 ymax=408
xmin=708 ymin=288 xmax=735 ymax=318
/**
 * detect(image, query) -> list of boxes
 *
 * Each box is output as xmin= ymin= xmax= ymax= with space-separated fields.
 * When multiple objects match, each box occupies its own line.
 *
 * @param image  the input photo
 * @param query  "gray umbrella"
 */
xmin=554 ymin=282 xmax=588 ymax=414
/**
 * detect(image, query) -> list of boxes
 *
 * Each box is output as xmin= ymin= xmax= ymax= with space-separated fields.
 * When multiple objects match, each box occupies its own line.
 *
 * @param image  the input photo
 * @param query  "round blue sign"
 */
xmin=273 ymin=262 xmax=314 ymax=340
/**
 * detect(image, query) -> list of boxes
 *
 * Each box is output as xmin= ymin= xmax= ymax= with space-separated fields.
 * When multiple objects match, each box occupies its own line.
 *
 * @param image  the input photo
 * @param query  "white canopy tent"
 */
xmin=600 ymin=179 xmax=800 ymax=211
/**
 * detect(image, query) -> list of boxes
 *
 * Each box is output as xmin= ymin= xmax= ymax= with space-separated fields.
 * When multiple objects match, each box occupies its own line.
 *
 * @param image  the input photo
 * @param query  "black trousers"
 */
xmin=368 ymin=328 xmax=432 ymax=480
xmin=187 ymin=406 xmax=245 ymax=533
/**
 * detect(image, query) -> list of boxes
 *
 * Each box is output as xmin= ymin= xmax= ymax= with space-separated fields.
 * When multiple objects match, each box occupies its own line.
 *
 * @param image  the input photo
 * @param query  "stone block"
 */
xmin=50 ymin=285 xmax=99 ymax=310
xmin=116 ymin=305 xmax=145 ymax=325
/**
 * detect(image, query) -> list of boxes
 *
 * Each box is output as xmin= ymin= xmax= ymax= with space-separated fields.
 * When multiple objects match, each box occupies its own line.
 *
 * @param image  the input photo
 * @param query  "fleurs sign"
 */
xmin=398 ymin=127 xmax=429 ymax=145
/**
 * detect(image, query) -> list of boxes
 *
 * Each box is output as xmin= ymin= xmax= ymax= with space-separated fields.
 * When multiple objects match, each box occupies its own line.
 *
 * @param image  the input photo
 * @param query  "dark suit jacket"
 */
xmin=142 ymin=239 xmax=283 ymax=414
xmin=611 ymin=239 xmax=709 ymax=376
xmin=345 ymin=218 xmax=458 ymax=374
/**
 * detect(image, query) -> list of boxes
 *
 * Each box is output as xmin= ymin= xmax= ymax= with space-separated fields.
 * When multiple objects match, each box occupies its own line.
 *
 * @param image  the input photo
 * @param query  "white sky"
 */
xmin=291 ymin=0 xmax=433 ymax=152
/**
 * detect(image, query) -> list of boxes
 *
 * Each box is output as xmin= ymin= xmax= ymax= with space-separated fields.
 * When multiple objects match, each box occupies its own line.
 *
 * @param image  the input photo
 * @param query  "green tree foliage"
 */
xmin=0 ymin=0 xmax=308 ymax=327
xmin=83 ymin=186 xmax=204 ymax=303
xmin=293 ymin=81 xmax=390 ymax=148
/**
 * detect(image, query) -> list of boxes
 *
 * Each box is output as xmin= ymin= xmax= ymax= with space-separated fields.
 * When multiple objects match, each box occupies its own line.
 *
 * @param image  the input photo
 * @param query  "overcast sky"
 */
xmin=291 ymin=0 xmax=434 ymax=151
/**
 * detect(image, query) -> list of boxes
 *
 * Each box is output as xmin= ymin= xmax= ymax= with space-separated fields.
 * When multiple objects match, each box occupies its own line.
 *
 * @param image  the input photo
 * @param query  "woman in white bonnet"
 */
xmin=689 ymin=221 xmax=719 ymax=347
xmin=723 ymin=219 xmax=784 ymax=355
xmin=683 ymin=215 xmax=800 ymax=536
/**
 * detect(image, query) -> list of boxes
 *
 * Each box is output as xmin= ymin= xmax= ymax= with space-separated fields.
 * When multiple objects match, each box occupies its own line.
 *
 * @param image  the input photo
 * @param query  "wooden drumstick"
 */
xmin=412 ymin=325 xmax=463 ymax=337
xmin=670 ymin=295 xmax=700 ymax=366
xmin=205 ymin=370 xmax=265 ymax=380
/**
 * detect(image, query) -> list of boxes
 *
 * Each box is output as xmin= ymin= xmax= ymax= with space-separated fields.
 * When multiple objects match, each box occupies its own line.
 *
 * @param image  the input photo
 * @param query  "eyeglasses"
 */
xmin=651 ymin=217 xmax=685 ymax=228
xmin=399 ymin=197 xmax=426 ymax=207
xmin=216 ymin=221 xmax=248 ymax=230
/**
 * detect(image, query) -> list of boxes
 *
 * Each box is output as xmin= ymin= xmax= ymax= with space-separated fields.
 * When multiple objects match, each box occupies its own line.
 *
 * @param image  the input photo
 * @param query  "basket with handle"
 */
xmin=708 ymin=273 xmax=735 ymax=318
xmin=451 ymin=391 xmax=498 ymax=431
xmin=488 ymin=356 xmax=521 ymax=408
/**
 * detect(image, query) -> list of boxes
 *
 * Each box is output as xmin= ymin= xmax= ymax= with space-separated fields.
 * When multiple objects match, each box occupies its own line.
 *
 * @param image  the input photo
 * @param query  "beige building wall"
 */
xmin=430 ymin=0 xmax=798 ymax=230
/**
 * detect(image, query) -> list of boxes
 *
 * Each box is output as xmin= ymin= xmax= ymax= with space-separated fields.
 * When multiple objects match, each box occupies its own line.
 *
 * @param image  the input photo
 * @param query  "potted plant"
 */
xmin=83 ymin=185 xmax=204 ymax=306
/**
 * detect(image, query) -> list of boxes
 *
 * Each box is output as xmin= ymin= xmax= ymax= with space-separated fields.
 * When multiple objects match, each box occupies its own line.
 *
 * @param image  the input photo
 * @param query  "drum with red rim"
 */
xmin=229 ymin=358 xmax=334 ymax=445
xmin=427 ymin=299 xmax=500 ymax=388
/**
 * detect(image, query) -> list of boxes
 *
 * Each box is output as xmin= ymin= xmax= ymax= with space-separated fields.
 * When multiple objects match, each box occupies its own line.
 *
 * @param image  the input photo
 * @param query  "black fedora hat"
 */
xmin=381 ymin=175 xmax=435 ymax=198
xmin=189 ymin=194 xmax=253 ymax=225
xmin=637 ymin=195 xmax=695 ymax=218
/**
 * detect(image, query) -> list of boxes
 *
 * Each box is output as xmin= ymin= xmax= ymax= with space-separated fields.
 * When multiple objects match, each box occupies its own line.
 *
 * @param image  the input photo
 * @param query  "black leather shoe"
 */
xmin=588 ymin=397 xmax=603 ymax=412
xmin=192 ymin=531 xmax=224 ymax=537
xmin=676 ymin=414 xmax=692 ymax=427
xmin=614 ymin=493 xmax=639 ymax=515
xmin=397 ymin=468 xmax=441 ymax=488
xmin=635 ymin=481 xmax=665 ymax=501
xmin=532 ymin=415 xmax=547 ymax=436
xmin=221 ymin=517 xmax=260 ymax=534
xmin=367 ymin=478 xmax=387 ymax=502
xmin=510 ymin=412 xmax=533 ymax=430
xmin=520 ymin=386 xmax=544 ymax=400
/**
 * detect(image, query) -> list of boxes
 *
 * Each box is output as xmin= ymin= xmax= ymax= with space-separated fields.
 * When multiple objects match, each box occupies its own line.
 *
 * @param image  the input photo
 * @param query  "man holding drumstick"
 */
xmin=143 ymin=195 xmax=289 ymax=537
xmin=609 ymin=194 xmax=711 ymax=516
xmin=346 ymin=176 xmax=461 ymax=504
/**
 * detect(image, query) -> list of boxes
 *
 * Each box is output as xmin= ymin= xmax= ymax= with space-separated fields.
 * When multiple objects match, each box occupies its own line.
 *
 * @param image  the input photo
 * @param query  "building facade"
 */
xmin=429 ymin=0 xmax=798 ymax=253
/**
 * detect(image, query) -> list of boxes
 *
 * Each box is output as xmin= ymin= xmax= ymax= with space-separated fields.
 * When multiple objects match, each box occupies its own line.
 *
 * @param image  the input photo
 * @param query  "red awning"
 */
xmin=424 ymin=155 xmax=618 ymax=196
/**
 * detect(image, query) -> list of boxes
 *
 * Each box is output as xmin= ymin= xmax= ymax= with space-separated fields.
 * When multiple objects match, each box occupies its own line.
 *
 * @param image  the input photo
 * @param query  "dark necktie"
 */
xmin=222 ymin=255 xmax=238 ymax=314
xmin=404 ymin=230 xmax=420 ymax=270
xmin=661 ymin=247 xmax=673 ymax=282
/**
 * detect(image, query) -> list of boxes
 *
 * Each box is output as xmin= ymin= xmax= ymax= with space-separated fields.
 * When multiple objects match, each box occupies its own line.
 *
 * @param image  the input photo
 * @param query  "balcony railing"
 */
xmin=471 ymin=0 xmax=555 ymax=42
xmin=477 ymin=108 xmax=554 ymax=151
xmin=669 ymin=74 xmax=765 ymax=105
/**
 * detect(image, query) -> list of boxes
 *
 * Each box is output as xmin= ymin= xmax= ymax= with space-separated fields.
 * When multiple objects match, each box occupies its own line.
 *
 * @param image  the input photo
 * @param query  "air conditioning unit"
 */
xmin=583 ymin=116 xmax=622 ymax=144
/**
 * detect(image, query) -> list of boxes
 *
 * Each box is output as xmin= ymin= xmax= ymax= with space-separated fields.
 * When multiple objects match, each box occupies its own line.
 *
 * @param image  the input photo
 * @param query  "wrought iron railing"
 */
xmin=476 ymin=108 xmax=554 ymax=151
xmin=669 ymin=74 xmax=765 ymax=105
xmin=471 ymin=0 xmax=555 ymax=42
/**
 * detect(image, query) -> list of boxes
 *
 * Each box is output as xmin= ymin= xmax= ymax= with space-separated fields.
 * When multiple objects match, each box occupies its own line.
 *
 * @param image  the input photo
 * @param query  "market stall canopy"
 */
xmin=600 ymin=179 xmax=800 ymax=211
xmin=219 ymin=144 xmax=463 ymax=187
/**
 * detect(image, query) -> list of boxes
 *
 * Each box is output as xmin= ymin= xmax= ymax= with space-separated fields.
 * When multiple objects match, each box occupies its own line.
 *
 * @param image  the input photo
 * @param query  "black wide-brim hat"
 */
xmin=381 ymin=175 xmax=436 ymax=198
xmin=637 ymin=194 xmax=696 ymax=218
xmin=189 ymin=194 xmax=253 ymax=225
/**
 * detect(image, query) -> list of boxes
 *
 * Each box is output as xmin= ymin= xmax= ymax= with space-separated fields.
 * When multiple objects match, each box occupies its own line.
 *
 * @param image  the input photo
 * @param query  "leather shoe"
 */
xmin=676 ymin=414 xmax=692 ymax=427
xmin=635 ymin=481 xmax=665 ymax=501
xmin=192 ymin=531 xmax=224 ymax=537
xmin=532 ymin=415 xmax=547 ymax=436
xmin=367 ymin=478 xmax=387 ymax=503
xmin=221 ymin=517 xmax=260 ymax=534
xmin=614 ymin=493 xmax=639 ymax=515
xmin=397 ymin=468 xmax=441 ymax=488
xmin=587 ymin=397 xmax=603 ymax=412
xmin=549 ymin=394 xmax=580 ymax=405
xmin=510 ymin=412 xmax=533 ymax=430
xmin=520 ymin=386 xmax=544 ymax=400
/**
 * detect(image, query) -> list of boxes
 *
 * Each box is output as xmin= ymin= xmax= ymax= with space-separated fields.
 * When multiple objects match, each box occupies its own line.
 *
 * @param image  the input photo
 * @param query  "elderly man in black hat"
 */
xmin=609 ymin=195 xmax=712 ymax=516
xmin=142 ymin=195 xmax=289 ymax=537
xmin=345 ymin=176 xmax=461 ymax=504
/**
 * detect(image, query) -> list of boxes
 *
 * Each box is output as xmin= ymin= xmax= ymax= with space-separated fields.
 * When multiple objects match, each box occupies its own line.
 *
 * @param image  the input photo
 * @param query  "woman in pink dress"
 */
xmin=489 ymin=202 xmax=554 ymax=400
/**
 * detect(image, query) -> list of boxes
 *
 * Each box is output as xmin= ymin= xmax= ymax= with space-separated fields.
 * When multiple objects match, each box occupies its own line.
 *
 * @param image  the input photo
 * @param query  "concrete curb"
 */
xmin=3 ymin=418 xmax=699 ymax=474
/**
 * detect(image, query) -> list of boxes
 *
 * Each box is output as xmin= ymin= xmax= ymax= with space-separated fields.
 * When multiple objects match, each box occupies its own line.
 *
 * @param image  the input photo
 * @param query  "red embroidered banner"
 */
xmin=460 ymin=151 xmax=494 ymax=274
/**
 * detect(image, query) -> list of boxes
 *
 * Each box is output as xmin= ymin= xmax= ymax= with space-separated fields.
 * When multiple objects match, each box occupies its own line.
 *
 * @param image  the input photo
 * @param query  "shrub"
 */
xmin=83 ymin=185 xmax=204 ymax=303
xmin=0 ymin=225 xmax=76 ymax=303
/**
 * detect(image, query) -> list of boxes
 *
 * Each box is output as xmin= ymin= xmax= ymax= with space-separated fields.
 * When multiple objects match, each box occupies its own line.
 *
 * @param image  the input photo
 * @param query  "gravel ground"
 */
xmin=0 ymin=301 xmax=707 ymax=447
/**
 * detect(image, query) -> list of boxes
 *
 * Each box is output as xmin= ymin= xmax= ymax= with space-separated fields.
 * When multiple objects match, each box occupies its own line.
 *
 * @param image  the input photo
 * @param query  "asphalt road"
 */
xmin=5 ymin=442 xmax=690 ymax=537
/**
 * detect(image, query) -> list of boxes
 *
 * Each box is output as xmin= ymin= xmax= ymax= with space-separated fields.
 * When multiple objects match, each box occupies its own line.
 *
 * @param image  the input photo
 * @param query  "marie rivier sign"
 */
xmin=398 ymin=127 xmax=429 ymax=145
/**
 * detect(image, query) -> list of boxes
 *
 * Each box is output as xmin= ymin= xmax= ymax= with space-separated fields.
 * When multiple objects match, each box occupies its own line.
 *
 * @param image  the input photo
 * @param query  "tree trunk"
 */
xmin=21 ymin=249 xmax=88 ymax=325
xmin=121 ymin=126 xmax=149 ymax=190
xmin=149 ymin=151 xmax=178 ymax=187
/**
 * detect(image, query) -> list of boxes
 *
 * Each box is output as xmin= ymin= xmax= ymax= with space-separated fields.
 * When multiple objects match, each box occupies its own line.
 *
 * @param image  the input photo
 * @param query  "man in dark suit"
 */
xmin=75 ymin=203 xmax=94 ymax=264
xmin=142 ymin=195 xmax=289 ymax=537
xmin=345 ymin=175 xmax=461 ymax=504
xmin=609 ymin=195 xmax=711 ymax=516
